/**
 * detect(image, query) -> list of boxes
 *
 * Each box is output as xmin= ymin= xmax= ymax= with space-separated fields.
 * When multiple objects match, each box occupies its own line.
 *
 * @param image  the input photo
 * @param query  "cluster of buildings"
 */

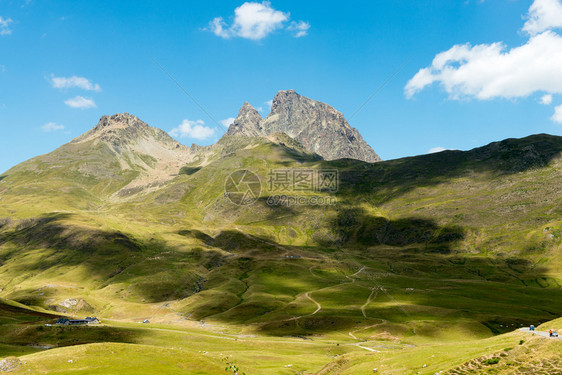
xmin=55 ymin=317 xmax=100 ymax=325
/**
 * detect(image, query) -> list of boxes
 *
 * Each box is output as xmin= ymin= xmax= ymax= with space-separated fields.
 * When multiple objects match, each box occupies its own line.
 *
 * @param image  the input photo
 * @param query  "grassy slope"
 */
xmin=0 ymin=133 xmax=561 ymax=373
xmin=2 ymin=317 xmax=559 ymax=375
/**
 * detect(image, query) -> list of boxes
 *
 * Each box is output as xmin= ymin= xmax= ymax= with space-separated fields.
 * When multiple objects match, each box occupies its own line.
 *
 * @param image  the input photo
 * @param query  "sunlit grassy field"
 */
xmin=0 ymin=134 xmax=561 ymax=373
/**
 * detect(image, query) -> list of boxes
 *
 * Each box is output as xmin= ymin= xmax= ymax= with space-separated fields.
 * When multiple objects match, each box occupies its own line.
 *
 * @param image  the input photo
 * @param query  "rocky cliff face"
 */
xmin=225 ymin=90 xmax=381 ymax=162
xmin=225 ymin=102 xmax=263 ymax=137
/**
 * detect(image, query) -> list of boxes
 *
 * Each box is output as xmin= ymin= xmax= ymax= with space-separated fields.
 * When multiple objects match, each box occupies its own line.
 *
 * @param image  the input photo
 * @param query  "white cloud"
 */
xmin=169 ymin=119 xmax=216 ymax=140
xmin=552 ymin=105 xmax=562 ymax=123
xmin=406 ymin=0 xmax=562 ymax=102
xmin=287 ymin=21 xmax=310 ymax=38
xmin=50 ymin=75 xmax=101 ymax=91
xmin=0 ymin=16 xmax=13 ymax=36
xmin=64 ymin=96 xmax=96 ymax=109
xmin=540 ymin=94 xmax=553 ymax=105
xmin=523 ymin=0 xmax=562 ymax=36
xmin=208 ymin=2 xmax=308 ymax=40
xmin=41 ymin=122 xmax=65 ymax=132
xmin=406 ymin=31 xmax=562 ymax=100
xmin=220 ymin=117 xmax=235 ymax=128
xmin=209 ymin=17 xmax=230 ymax=38
xmin=0 ymin=65 xmax=5 ymax=73
xmin=428 ymin=147 xmax=447 ymax=154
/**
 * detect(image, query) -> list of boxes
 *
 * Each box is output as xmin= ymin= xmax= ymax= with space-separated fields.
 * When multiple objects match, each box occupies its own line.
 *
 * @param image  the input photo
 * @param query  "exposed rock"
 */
xmin=226 ymin=102 xmax=264 ymax=137
xmin=225 ymin=90 xmax=381 ymax=162
xmin=50 ymin=298 xmax=93 ymax=313
xmin=58 ymin=298 xmax=79 ymax=309
xmin=72 ymin=113 xmax=194 ymax=196
xmin=0 ymin=357 xmax=21 ymax=372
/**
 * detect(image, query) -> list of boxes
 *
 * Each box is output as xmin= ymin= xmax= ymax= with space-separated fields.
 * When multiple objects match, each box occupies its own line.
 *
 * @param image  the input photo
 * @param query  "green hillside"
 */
xmin=0 ymin=131 xmax=560 ymax=373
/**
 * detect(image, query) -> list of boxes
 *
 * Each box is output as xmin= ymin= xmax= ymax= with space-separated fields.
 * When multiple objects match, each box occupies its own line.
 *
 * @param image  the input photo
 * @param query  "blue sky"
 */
xmin=1 ymin=0 xmax=562 ymax=173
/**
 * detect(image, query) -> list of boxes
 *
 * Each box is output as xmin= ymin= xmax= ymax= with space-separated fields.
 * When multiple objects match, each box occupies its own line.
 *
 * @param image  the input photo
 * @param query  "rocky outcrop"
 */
xmin=225 ymin=90 xmax=381 ymax=162
xmin=225 ymin=102 xmax=264 ymax=137
xmin=70 ymin=113 xmax=194 ymax=196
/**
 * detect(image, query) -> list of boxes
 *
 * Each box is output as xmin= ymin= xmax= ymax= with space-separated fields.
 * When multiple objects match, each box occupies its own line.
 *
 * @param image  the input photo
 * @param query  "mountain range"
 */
xmin=0 ymin=90 xmax=560 ymax=353
xmin=225 ymin=89 xmax=380 ymax=162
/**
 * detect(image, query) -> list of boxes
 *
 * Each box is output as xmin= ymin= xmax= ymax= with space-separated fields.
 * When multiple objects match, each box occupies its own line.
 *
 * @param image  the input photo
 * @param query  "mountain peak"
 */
xmin=73 ymin=113 xmax=175 ymax=147
xmin=62 ymin=113 xmax=194 ymax=196
xmin=225 ymin=102 xmax=263 ymax=137
xmin=225 ymin=90 xmax=381 ymax=162
xmin=97 ymin=112 xmax=148 ymax=129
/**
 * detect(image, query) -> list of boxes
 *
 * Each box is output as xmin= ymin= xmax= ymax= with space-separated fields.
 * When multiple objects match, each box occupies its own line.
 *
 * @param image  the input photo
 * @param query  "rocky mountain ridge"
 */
xmin=225 ymin=90 xmax=381 ymax=162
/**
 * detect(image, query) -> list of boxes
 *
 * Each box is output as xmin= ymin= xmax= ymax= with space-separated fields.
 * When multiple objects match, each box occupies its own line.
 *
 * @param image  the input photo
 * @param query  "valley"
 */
xmin=0 ymin=95 xmax=561 ymax=373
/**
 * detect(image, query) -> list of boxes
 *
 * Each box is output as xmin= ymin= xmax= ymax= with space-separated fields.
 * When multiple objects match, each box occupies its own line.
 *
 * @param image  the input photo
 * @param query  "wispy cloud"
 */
xmin=540 ymin=94 xmax=553 ymax=105
xmin=287 ymin=21 xmax=310 ymax=38
xmin=220 ymin=117 xmax=236 ymax=128
xmin=428 ymin=146 xmax=447 ymax=154
xmin=264 ymin=99 xmax=273 ymax=112
xmin=552 ymin=105 xmax=562 ymax=123
xmin=169 ymin=119 xmax=216 ymax=140
xmin=49 ymin=74 xmax=101 ymax=91
xmin=208 ymin=1 xmax=309 ymax=40
xmin=0 ymin=16 xmax=13 ymax=36
xmin=64 ymin=96 xmax=96 ymax=109
xmin=41 ymin=122 xmax=65 ymax=132
xmin=523 ymin=0 xmax=562 ymax=35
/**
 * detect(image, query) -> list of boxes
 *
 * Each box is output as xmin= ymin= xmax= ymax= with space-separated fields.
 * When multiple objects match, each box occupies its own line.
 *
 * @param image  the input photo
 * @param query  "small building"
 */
xmin=56 ymin=317 xmax=100 ymax=325
xmin=68 ymin=319 xmax=89 ymax=325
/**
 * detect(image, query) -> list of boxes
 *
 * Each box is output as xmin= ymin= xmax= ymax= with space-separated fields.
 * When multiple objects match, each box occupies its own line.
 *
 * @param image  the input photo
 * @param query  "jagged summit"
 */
xmin=225 ymin=102 xmax=263 ymax=137
xmin=225 ymin=90 xmax=381 ymax=163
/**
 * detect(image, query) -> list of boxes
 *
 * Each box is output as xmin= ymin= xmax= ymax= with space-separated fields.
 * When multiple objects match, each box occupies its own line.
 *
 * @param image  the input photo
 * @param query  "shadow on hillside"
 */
xmin=0 ymin=300 xmax=58 ymax=319
xmin=179 ymin=229 xmax=279 ymax=253
xmin=0 ymin=213 xmax=142 ymax=254
xmin=0 ymin=175 xmax=6 ymax=182
xmin=316 ymin=206 xmax=464 ymax=252
xmin=0 ymin=213 xmax=222 ymax=304
xmin=171 ymin=211 xmax=562 ymax=336
xmin=330 ymin=134 xmax=562 ymax=204
xmin=2 ymin=213 xmax=561 ymax=337
xmin=0 ymin=301 xmax=144 ymax=349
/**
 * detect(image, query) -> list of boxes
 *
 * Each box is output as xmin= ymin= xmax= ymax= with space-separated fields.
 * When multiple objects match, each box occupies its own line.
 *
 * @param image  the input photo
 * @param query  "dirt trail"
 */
xmin=280 ymin=291 xmax=322 ymax=322
xmin=355 ymin=344 xmax=379 ymax=352
xmin=305 ymin=292 xmax=322 ymax=315
xmin=347 ymin=319 xmax=388 ymax=342
xmin=361 ymin=287 xmax=378 ymax=318
xmin=345 ymin=266 xmax=366 ymax=283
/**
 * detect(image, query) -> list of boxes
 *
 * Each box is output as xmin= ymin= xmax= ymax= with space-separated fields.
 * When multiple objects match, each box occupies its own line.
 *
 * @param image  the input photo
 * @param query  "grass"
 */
xmin=0 ymin=133 xmax=561 ymax=373
xmin=2 ymin=316 xmax=559 ymax=374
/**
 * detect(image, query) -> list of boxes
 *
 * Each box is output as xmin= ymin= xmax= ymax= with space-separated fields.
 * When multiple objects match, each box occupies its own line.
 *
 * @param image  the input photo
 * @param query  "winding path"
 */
xmin=305 ymin=292 xmax=322 ymax=316
xmin=361 ymin=287 xmax=378 ymax=318
xmin=345 ymin=266 xmax=366 ymax=283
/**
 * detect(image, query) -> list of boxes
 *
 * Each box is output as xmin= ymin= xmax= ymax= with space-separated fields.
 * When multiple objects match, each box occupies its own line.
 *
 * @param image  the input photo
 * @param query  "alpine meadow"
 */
xmin=0 ymin=1 xmax=561 ymax=374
